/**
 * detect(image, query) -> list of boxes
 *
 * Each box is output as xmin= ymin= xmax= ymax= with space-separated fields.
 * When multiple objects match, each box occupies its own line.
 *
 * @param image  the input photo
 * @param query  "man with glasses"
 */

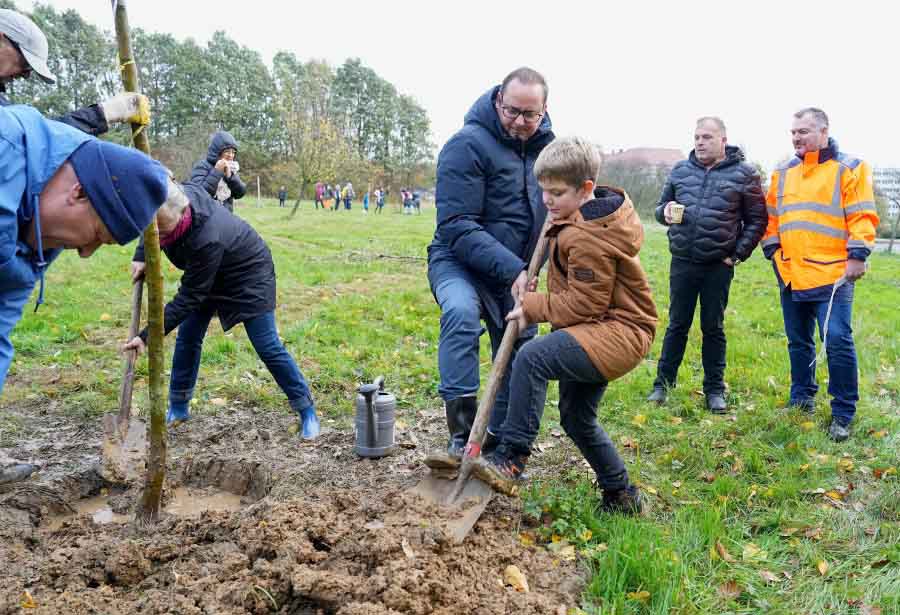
xmin=426 ymin=67 xmax=555 ymax=469
xmin=0 ymin=8 xmax=146 ymax=135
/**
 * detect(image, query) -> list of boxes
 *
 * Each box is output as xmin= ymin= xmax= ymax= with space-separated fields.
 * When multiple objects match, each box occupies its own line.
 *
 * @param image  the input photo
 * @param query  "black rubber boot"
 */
xmin=423 ymin=397 xmax=477 ymax=472
xmin=598 ymin=485 xmax=644 ymax=515
xmin=445 ymin=396 xmax=477 ymax=456
xmin=481 ymin=430 xmax=500 ymax=456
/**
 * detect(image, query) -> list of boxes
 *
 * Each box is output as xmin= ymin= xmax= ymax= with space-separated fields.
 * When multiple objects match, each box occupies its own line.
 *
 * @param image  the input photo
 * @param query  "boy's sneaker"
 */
xmin=598 ymin=485 xmax=644 ymax=516
xmin=472 ymin=444 xmax=529 ymax=496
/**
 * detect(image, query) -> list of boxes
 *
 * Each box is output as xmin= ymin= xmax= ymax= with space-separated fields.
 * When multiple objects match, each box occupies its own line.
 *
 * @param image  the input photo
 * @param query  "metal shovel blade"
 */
xmin=101 ymin=414 xmax=146 ymax=484
xmin=412 ymin=471 xmax=494 ymax=543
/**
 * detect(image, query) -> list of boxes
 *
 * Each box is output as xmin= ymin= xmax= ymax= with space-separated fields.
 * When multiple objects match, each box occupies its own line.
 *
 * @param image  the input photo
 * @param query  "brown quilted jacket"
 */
xmin=522 ymin=187 xmax=658 ymax=381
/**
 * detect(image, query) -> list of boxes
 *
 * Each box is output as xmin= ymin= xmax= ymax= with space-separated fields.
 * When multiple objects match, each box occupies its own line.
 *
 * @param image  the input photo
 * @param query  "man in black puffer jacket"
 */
xmin=647 ymin=117 xmax=766 ymax=413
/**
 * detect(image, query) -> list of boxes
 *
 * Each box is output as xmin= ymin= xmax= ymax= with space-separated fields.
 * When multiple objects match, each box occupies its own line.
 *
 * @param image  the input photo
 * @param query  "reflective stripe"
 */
xmin=776 ymin=157 xmax=801 ymax=171
xmin=847 ymin=239 xmax=875 ymax=249
xmin=844 ymin=201 xmax=878 ymax=215
xmin=767 ymin=205 xmax=778 ymax=216
xmin=761 ymin=236 xmax=780 ymax=247
xmin=832 ymin=166 xmax=844 ymax=211
xmin=776 ymin=168 xmax=788 ymax=208
xmin=779 ymin=221 xmax=849 ymax=239
xmin=776 ymin=202 xmax=843 ymax=218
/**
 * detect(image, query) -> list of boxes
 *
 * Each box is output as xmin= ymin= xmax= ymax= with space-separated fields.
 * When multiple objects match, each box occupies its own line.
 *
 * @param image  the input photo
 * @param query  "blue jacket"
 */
xmin=0 ymin=105 xmax=91 ymax=392
xmin=427 ymin=86 xmax=554 ymax=328
xmin=189 ymin=131 xmax=246 ymax=213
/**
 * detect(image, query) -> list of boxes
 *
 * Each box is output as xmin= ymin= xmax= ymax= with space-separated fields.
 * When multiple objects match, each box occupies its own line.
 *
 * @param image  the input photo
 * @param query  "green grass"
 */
xmin=4 ymin=198 xmax=899 ymax=613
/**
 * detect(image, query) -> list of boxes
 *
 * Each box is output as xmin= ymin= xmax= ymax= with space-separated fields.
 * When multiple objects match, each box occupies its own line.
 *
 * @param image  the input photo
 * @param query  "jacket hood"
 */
xmin=206 ymin=130 xmax=239 ymax=164
xmin=463 ymin=86 xmax=554 ymax=152
xmin=689 ymin=144 xmax=744 ymax=169
xmin=552 ymin=186 xmax=643 ymax=258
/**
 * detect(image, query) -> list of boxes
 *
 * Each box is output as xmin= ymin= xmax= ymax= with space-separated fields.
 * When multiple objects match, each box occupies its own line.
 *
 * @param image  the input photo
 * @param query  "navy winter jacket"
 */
xmin=427 ymin=86 xmax=554 ymax=328
xmin=189 ymin=131 xmax=246 ymax=212
xmin=654 ymin=146 xmax=767 ymax=264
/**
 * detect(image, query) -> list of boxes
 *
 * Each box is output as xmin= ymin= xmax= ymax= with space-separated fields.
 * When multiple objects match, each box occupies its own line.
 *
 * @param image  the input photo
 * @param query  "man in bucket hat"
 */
xmin=0 ymin=104 xmax=168 ymax=483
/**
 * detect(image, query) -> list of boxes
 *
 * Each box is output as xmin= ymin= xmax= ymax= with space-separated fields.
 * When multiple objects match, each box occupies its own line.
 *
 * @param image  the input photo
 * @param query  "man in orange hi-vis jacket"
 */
xmin=761 ymin=108 xmax=879 ymax=442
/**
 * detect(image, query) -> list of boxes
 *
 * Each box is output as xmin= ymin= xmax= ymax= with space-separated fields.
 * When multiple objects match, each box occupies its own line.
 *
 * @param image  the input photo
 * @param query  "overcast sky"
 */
xmin=16 ymin=0 xmax=900 ymax=170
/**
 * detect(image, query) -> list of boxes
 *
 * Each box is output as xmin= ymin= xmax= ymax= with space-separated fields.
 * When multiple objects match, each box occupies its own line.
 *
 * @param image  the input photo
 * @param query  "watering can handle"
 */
xmin=373 ymin=375 xmax=385 ymax=391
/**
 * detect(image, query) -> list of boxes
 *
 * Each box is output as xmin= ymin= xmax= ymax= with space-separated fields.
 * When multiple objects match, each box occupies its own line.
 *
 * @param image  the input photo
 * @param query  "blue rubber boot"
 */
xmin=166 ymin=400 xmax=191 ymax=427
xmin=298 ymin=406 xmax=321 ymax=440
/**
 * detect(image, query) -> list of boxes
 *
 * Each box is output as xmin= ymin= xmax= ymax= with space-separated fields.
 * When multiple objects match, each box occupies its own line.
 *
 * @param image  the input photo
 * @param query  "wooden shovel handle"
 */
xmin=117 ymin=280 xmax=144 ymax=422
xmin=464 ymin=218 xmax=552 ymax=457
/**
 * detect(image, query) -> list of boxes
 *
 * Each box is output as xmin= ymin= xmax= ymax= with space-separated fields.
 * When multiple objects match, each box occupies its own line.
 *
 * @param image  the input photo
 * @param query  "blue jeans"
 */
xmin=502 ymin=330 xmax=629 ymax=491
xmin=170 ymin=309 xmax=314 ymax=413
xmin=433 ymin=270 xmax=532 ymax=435
xmin=780 ymin=288 xmax=858 ymax=425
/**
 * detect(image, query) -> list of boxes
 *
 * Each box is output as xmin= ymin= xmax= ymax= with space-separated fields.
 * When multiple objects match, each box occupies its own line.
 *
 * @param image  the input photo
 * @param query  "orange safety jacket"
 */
xmin=762 ymin=140 xmax=879 ymax=300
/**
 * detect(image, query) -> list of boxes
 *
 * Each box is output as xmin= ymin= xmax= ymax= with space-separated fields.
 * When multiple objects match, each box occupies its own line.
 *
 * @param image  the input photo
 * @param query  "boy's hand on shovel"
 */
xmin=122 ymin=336 xmax=146 ymax=356
xmin=505 ymin=305 xmax=529 ymax=333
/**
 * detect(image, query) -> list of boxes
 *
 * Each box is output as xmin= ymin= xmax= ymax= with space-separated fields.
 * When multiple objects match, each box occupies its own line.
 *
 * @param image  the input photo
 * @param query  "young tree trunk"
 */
xmin=113 ymin=0 xmax=167 ymax=524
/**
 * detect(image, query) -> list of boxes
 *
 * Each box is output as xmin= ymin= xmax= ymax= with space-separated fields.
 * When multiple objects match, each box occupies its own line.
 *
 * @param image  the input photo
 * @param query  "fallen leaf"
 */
xmin=395 ymin=419 xmax=407 ymax=430
xmin=864 ymin=527 xmax=877 ymax=537
xmin=816 ymin=560 xmax=829 ymax=576
xmin=779 ymin=527 xmax=800 ymax=537
xmin=803 ymin=527 xmax=823 ymax=540
xmin=873 ymin=467 xmax=897 ymax=480
xmin=519 ymin=532 xmax=536 ymax=547
xmin=870 ymin=559 xmax=890 ymax=569
xmin=400 ymin=538 xmax=415 ymax=559
xmin=99 ymin=313 xmax=112 ymax=321
xmin=672 ymin=481 xmax=682 ymax=489
xmin=503 ymin=565 xmax=529 ymax=592
xmin=579 ymin=529 xmax=593 ymax=542
xmin=210 ymin=397 xmax=227 ymax=407
xmin=824 ymin=490 xmax=845 ymax=501
xmin=800 ymin=421 xmax=816 ymax=432
xmin=717 ymin=580 xmax=741 ymax=600
xmin=742 ymin=542 xmax=767 ymax=562
xmin=837 ymin=458 xmax=855 ymax=472
xmin=619 ymin=435 xmax=638 ymax=449
xmin=799 ymin=463 xmax=810 ymax=473
xmin=631 ymin=414 xmax=647 ymax=428
xmin=715 ymin=540 xmax=736 ymax=563
xmin=626 ymin=590 xmax=650 ymax=603
xmin=867 ymin=429 xmax=887 ymax=439
xmin=364 ymin=520 xmax=385 ymax=531
xmin=759 ymin=570 xmax=779 ymax=584
xmin=643 ymin=485 xmax=658 ymax=495
xmin=20 ymin=591 xmax=37 ymax=609
xmin=550 ymin=429 xmax=562 ymax=438
xmin=700 ymin=471 xmax=717 ymax=483
xmin=669 ymin=416 xmax=683 ymax=425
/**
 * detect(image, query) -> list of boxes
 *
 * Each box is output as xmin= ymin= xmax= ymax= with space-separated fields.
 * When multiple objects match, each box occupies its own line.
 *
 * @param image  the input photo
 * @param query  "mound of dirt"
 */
xmin=1 ymin=489 xmax=583 ymax=614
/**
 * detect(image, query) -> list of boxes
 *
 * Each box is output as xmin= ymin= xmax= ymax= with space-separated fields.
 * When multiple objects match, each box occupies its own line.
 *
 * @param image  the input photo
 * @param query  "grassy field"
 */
xmin=3 ymin=199 xmax=899 ymax=614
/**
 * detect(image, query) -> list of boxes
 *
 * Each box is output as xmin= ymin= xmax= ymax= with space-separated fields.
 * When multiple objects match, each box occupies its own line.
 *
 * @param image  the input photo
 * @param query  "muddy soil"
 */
xmin=0 ymin=400 xmax=588 ymax=614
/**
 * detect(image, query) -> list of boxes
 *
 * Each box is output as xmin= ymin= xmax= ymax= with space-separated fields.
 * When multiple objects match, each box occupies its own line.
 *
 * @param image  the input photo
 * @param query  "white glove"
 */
xmin=100 ymin=92 xmax=150 ymax=125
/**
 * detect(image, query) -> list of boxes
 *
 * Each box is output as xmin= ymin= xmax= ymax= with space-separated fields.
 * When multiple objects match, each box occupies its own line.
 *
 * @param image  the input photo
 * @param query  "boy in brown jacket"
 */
xmin=474 ymin=137 xmax=658 ymax=513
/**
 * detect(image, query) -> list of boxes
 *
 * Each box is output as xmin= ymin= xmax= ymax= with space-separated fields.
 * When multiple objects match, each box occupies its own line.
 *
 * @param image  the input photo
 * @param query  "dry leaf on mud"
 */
xmin=718 ymin=580 xmax=741 ymax=600
xmin=742 ymin=543 xmax=766 ymax=562
xmin=759 ymin=570 xmax=780 ymax=584
xmin=400 ymin=538 xmax=415 ymax=560
xmin=519 ymin=532 xmax=536 ymax=547
xmin=364 ymin=520 xmax=385 ymax=531
xmin=20 ymin=591 xmax=37 ymax=609
xmin=715 ymin=540 xmax=736 ymax=563
xmin=816 ymin=560 xmax=829 ymax=575
xmin=503 ymin=565 xmax=529 ymax=592
xmin=626 ymin=590 xmax=650 ymax=603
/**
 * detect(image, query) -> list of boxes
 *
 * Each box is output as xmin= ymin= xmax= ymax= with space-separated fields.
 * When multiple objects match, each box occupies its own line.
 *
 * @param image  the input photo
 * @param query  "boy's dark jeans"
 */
xmin=654 ymin=257 xmax=734 ymax=395
xmin=501 ymin=330 xmax=629 ymax=492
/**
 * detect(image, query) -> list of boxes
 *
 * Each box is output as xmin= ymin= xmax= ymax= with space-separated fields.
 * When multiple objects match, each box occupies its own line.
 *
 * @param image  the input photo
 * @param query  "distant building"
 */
xmin=602 ymin=147 xmax=685 ymax=169
xmin=874 ymin=167 xmax=900 ymax=217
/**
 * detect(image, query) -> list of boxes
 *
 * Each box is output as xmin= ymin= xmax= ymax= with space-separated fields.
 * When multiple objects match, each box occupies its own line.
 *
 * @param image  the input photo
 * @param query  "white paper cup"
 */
xmin=670 ymin=203 xmax=685 ymax=223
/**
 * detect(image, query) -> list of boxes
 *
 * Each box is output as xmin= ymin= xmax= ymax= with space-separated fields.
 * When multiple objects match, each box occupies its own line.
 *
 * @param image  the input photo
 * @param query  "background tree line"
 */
xmin=3 ymin=2 xmax=436 ymax=199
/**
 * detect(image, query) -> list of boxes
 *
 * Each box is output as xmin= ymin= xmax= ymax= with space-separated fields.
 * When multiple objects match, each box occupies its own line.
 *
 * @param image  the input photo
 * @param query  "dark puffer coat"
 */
xmin=189 ymin=130 xmax=246 ymax=212
xmin=427 ymin=86 xmax=554 ymax=328
xmin=133 ymin=183 xmax=275 ymax=340
xmin=654 ymin=145 xmax=766 ymax=263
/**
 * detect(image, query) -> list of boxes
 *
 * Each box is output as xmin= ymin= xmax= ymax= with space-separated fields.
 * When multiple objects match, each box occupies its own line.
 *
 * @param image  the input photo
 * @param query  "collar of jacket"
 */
xmin=548 ymin=186 xmax=627 ymax=232
xmin=464 ymin=85 xmax=555 ymax=153
xmin=688 ymin=144 xmax=744 ymax=170
xmin=798 ymin=137 xmax=838 ymax=173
